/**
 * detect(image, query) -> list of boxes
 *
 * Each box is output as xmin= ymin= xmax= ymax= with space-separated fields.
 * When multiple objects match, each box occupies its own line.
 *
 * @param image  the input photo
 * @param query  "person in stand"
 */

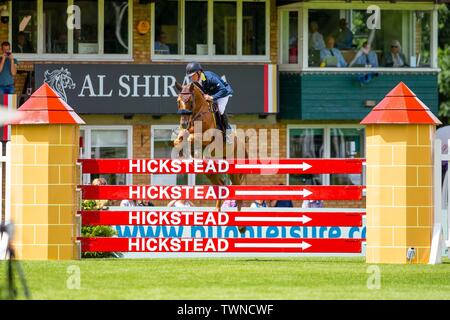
xmin=382 ymin=40 xmax=408 ymax=68
xmin=250 ymin=200 xmax=267 ymax=209
xmin=221 ymin=199 xmax=237 ymax=211
xmin=186 ymin=62 xmax=234 ymax=144
xmin=335 ymin=18 xmax=354 ymax=50
xmin=120 ymin=199 xmax=138 ymax=207
xmin=302 ymin=199 xmax=324 ymax=208
xmin=154 ymin=31 xmax=170 ymax=54
xmin=309 ymin=21 xmax=326 ymax=51
xmin=320 ymin=36 xmax=347 ymax=67
xmin=0 ymin=42 xmax=18 ymax=94
xmin=353 ymin=41 xmax=379 ymax=67
xmin=270 ymin=183 xmax=294 ymax=207
xmin=13 ymin=32 xmax=33 ymax=53
xmin=82 ymin=178 xmax=109 ymax=210
xmin=168 ymin=199 xmax=194 ymax=208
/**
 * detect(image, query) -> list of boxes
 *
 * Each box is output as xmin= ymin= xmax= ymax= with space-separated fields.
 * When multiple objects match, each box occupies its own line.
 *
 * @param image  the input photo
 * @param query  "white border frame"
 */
xmin=277 ymin=1 xmax=439 ymax=72
xmin=10 ymin=0 xmax=133 ymax=62
xmin=80 ymin=125 xmax=133 ymax=185
xmin=151 ymin=0 xmax=270 ymax=62
xmin=286 ymin=124 xmax=365 ymax=186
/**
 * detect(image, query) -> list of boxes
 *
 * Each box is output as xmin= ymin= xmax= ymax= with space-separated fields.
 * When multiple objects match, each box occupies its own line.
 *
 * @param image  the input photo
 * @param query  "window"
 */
xmin=11 ymin=0 xmax=132 ymax=59
xmin=12 ymin=0 xmax=37 ymax=54
xmin=74 ymin=0 xmax=98 ymax=54
xmin=287 ymin=126 xmax=365 ymax=186
xmin=80 ymin=126 xmax=132 ymax=185
xmin=242 ymin=1 xmax=266 ymax=55
xmin=280 ymin=11 xmax=298 ymax=64
xmin=308 ymin=9 xmax=433 ymax=68
xmin=279 ymin=7 xmax=435 ymax=69
xmin=43 ymin=1 xmax=67 ymax=54
xmin=214 ymin=1 xmax=237 ymax=55
xmin=153 ymin=0 xmax=269 ymax=60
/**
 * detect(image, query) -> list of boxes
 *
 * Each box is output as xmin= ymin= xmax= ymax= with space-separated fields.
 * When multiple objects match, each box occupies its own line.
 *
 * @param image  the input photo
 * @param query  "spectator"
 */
xmin=320 ymin=36 xmax=347 ymax=67
xmin=250 ymin=200 xmax=267 ymax=209
xmin=168 ymin=199 xmax=194 ymax=208
xmin=120 ymin=199 xmax=138 ymax=207
xmin=13 ymin=32 xmax=33 ymax=53
xmin=353 ymin=41 xmax=379 ymax=67
xmin=154 ymin=31 xmax=170 ymax=54
xmin=138 ymin=200 xmax=155 ymax=206
xmin=0 ymin=42 xmax=18 ymax=94
xmin=271 ymin=198 xmax=294 ymax=208
xmin=382 ymin=40 xmax=408 ymax=67
xmin=302 ymin=200 xmax=324 ymax=208
xmin=289 ymin=37 xmax=298 ymax=64
xmin=308 ymin=21 xmax=326 ymax=51
xmin=335 ymin=18 xmax=354 ymax=50
xmin=221 ymin=199 xmax=237 ymax=211
xmin=90 ymin=177 xmax=109 ymax=210
xmin=270 ymin=184 xmax=294 ymax=207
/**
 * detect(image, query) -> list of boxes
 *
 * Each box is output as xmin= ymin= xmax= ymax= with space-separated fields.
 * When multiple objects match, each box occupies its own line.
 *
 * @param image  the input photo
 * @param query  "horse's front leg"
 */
xmin=236 ymin=199 xmax=246 ymax=234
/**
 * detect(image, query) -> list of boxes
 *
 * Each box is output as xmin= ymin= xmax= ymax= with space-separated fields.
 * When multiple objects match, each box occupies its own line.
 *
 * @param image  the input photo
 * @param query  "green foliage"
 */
xmin=438 ymin=46 xmax=450 ymax=119
xmin=439 ymin=4 xmax=450 ymax=49
xmin=438 ymin=4 xmax=450 ymax=122
xmin=81 ymin=200 xmax=122 ymax=259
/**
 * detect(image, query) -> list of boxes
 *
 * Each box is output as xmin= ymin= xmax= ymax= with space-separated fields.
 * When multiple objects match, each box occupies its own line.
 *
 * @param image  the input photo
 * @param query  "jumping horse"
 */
xmin=173 ymin=82 xmax=247 ymax=233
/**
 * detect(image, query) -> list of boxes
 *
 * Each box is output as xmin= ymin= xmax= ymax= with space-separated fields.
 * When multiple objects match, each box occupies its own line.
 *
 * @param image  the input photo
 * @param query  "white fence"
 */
xmin=0 ymin=141 xmax=11 ymax=260
xmin=430 ymin=139 xmax=450 ymax=264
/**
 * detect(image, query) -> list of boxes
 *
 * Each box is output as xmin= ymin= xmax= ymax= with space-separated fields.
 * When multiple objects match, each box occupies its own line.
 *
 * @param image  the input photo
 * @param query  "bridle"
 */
xmin=177 ymin=82 xmax=213 ymax=129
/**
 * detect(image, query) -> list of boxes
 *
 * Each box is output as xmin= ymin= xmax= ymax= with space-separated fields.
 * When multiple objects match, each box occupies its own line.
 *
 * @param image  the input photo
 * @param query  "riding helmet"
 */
xmin=186 ymin=62 xmax=203 ymax=76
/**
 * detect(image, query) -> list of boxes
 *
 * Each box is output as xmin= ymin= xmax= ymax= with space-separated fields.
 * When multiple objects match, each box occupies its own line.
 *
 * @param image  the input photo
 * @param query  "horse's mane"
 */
xmin=192 ymin=81 xmax=205 ymax=94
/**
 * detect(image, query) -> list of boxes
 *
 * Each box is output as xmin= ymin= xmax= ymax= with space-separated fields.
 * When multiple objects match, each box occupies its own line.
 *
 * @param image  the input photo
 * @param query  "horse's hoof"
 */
xmin=238 ymin=226 xmax=247 ymax=234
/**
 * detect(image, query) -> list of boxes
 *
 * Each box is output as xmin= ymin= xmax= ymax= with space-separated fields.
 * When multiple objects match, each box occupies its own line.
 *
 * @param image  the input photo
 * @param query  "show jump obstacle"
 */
xmin=78 ymin=158 xmax=366 ymax=254
xmin=7 ymin=82 xmax=442 ymax=264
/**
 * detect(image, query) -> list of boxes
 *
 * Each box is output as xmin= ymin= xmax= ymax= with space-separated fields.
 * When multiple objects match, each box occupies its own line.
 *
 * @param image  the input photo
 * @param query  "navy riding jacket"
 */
xmin=201 ymin=71 xmax=233 ymax=102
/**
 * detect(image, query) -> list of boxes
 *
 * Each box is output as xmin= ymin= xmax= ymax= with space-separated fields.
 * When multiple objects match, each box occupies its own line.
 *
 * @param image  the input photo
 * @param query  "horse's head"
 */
xmin=176 ymin=82 xmax=206 ymax=130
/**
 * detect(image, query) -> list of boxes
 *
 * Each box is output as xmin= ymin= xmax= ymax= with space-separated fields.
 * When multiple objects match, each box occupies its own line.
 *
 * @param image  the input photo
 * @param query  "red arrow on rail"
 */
xmin=79 ymin=237 xmax=364 ymax=253
xmin=78 ymin=210 xmax=364 ymax=227
xmin=79 ymin=185 xmax=365 ymax=201
xmin=78 ymin=158 xmax=365 ymax=175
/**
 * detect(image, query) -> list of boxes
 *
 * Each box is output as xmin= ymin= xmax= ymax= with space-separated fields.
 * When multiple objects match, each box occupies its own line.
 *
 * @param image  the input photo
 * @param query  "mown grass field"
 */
xmin=2 ymin=257 xmax=450 ymax=300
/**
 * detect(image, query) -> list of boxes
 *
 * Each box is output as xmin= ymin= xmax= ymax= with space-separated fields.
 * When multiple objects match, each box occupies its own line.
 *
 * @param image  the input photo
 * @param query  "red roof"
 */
xmin=360 ymin=82 xmax=441 ymax=125
xmin=8 ymin=83 xmax=85 ymax=125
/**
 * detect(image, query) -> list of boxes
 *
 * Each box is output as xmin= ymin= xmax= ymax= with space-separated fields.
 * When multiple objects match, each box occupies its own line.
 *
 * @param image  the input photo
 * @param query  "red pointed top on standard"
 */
xmin=9 ymin=83 xmax=85 ymax=125
xmin=360 ymin=82 xmax=441 ymax=125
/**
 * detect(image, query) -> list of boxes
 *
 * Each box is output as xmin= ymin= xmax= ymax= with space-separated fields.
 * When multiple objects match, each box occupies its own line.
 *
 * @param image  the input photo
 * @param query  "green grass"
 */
xmin=2 ymin=257 xmax=450 ymax=299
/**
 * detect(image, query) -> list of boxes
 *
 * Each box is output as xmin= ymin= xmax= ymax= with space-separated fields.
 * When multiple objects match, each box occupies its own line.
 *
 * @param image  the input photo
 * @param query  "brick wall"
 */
xmin=133 ymin=0 xmax=151 ymax=63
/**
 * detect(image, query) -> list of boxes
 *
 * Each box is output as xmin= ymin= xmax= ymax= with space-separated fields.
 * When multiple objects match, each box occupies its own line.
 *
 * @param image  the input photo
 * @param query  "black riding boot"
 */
xmin=221 ymin=112 xmax=233 ymax=144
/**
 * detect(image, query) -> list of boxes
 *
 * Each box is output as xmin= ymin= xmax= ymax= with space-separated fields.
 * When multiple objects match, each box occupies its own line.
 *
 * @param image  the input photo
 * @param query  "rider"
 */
xmin=185 ymin=62 xmax=233 ymax=144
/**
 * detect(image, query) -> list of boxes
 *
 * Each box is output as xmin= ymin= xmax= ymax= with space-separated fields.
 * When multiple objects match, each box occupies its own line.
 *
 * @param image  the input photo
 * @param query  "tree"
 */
xmin=438 ymin=4 xmax=450 ymax=122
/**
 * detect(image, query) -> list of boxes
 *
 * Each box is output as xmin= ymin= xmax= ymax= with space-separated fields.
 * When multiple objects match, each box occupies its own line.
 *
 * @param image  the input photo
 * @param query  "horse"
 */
xmin=173 ymin=82 xmax=247 ymax=233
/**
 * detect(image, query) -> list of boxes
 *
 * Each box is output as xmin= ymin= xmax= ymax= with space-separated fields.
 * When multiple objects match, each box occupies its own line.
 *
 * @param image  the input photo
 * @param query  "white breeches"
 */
xmin=217 ymin=96 xmax=230 ymax=115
